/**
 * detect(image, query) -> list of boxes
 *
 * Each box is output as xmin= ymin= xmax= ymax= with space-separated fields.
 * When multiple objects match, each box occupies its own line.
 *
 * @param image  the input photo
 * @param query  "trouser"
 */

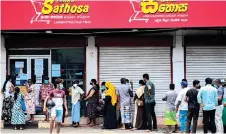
xmin=145 ymin=102 xmax=157 ymax=130
xmin=215 ymin=105 xmax=223 ymax=133
xmin=186 ymin=108 xmax=199 ymax=133
xmin=179 ymin=110 xmax=188 ymax=132
xmin=203 ymin=109 xmax=216 ymax=133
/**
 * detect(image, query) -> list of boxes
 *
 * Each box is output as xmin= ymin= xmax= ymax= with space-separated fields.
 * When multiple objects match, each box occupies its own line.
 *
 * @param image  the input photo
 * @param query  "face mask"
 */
xmin=101 ymin=86 xmax=107 ymax=91
xmin=44 ymin=80 xmax=49 ymax=84
xmin=59 ymin=84 xmax=64 ymax=89
xmin=73 ymin=84 xmax=78 ymax=87
xmin=214 ymin=84 xmax=218 ymax=89
xmin=197 ymin=86 xmax=201 ymax=89
xmin=90 ymin=82 xmax=93 ymax=85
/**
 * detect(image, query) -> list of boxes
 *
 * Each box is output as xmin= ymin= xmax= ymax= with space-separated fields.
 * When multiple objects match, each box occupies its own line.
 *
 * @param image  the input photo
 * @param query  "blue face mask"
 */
xmin=44 ymin=80 xmax=49 ymax=84
xmin=101 ymin=86 xmax=107 ymax=92
xmin=214 ymin=84 xmax=218 ymax=89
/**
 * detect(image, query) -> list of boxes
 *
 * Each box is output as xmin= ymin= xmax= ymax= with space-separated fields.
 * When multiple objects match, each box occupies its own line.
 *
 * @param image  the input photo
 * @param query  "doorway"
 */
xmin=8 ymin=55 xmax=51 ymax=93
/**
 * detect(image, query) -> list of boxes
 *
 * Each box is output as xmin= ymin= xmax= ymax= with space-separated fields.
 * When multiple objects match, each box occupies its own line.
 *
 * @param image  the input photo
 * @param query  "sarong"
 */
xmin=164 ymin=109 xmax=177 ymax=126
xmin=120 ymin=105 xmax=132 ymax=124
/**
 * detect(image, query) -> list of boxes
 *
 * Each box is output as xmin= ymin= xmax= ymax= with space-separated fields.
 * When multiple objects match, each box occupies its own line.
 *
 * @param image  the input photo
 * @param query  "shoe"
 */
xmin=153 ymin=129 xmax=158 ymax=131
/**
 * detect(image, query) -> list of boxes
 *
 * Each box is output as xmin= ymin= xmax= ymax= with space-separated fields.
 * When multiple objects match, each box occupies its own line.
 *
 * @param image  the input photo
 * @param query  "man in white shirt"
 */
xmin=176 ymin=79 xmax=189 ymax=133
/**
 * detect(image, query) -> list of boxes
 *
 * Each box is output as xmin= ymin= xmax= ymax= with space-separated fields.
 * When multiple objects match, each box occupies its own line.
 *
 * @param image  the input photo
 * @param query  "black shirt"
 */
xmin=186 ymin=88 xmax=200 ymax=109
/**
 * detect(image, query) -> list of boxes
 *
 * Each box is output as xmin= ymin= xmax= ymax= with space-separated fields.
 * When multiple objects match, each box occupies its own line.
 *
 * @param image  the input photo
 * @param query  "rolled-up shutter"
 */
xmin=99 ymin=47 xmax=171 ymax=116
xmin=186 ymin=46 xmax=226 ymax=86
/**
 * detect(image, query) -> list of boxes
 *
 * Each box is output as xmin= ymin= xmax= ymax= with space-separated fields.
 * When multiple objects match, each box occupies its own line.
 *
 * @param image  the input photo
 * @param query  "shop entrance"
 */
xmin=8 ymin=55 xmax=51 ymax=90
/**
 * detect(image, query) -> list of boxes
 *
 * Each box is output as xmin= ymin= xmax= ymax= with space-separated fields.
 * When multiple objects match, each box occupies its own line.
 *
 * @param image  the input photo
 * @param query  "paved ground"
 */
xmin=1 ymin=125 xmax=204 ymax=134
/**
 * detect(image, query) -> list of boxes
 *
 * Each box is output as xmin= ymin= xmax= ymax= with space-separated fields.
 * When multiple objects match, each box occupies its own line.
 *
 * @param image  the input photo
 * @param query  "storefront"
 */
xmin=1 ymin=0 xmax=226 ymax=124
xmin=5 ymin=35 xmax=86 ymax=115
xmin=97 ymin=36 xmax=173 ymax=116
xmin=185 ymin=36 xmax=226 ymax=86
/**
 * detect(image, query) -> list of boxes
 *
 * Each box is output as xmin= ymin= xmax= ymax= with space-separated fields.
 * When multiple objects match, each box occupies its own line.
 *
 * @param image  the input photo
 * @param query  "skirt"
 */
xmin=165 ymin=109 xmax=177 ymax=126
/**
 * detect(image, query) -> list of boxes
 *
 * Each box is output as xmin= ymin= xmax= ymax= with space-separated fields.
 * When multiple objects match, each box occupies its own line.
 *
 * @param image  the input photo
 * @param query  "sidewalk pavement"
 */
xmin=1 ymin=125 xmax=203 ymax=134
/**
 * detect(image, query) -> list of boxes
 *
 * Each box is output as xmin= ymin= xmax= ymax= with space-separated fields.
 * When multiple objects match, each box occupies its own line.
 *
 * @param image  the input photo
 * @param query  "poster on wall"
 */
xmin=35 ymin=59 xmax=43 ymax=75
xmin=36 ymin=75 xmax=42 ymax=84
xmin=52 ymin=64 xmax=61 ymax=77
xmin=15 ymin=62 xmax=24 ymax=68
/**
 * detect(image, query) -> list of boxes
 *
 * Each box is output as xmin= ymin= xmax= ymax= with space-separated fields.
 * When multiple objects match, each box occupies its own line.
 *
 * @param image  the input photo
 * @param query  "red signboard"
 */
xmin=1 ymin=0 xmax=226 ymax=30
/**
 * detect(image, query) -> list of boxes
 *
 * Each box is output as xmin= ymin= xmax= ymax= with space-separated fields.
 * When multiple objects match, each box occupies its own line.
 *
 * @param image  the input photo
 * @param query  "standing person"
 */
xmin=213 ymin=79 xmax=224 ymax=133
xmin=25 ymin=79 xmax=36 ymax=122
xmin=40 ymin=76 xmax=54 ymax=121
xmin=43 ymin=78 xmax=68 ymax=134
xmin=117 ymin=78 xmax=133 ymax=130
xmin=133 ymin=80 xmax=146 ymax=130
xmin=175 ymin=80 xmax=189 ymax=133
xmin=184 ymin=80 xmax=201 ymax=133
xmin=101 ymin=81 xmax=117 ymax=129
xmin=71 ymin=80 xmax=84 ymax=127
xmin=143 ymin=74 xmax=157 ymax=132
xmin=84 ymin=79 xmax=100 ymax=127
xmin=59 ymin=79 xmax=67 ymax=124
xmin=1 ymin=75 xmax=14 ymax=122
xmin=11 ymin=87 xmax=26 ymax=130
xmin=162 ymin=84 xmax=178 ymax=133
xmin=197 ymin=78 xmax=218 ymax=133
xmin=222 ymin=83 xmax=226 ymax=133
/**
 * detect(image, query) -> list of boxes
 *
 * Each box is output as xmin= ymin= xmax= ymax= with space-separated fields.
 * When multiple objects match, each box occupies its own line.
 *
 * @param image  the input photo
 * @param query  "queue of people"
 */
xmin=2 ymin=73 xmax=226 ymax=134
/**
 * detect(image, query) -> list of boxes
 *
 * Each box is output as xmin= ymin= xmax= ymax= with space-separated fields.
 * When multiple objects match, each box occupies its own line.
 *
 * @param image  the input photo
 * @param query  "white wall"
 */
xmin=173 ymin=30 xmax=184 ymax=92
xmin=86 ymin=36 xmax=98 ymax=93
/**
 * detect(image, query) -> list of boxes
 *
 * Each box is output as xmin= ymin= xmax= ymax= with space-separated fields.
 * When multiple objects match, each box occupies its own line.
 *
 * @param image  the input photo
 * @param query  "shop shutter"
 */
xmin=186 ymin=46 xmax=226 ymax=86
xmin=99 ymin=47 xmax=171 ymax=116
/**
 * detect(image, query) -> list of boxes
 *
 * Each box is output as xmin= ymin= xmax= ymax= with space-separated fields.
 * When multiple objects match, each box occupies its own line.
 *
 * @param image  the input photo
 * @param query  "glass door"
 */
xmin=8 ymin=56 xmax=51 ymax=95
xmin=30 ymin=57 xmax=51 ymax=84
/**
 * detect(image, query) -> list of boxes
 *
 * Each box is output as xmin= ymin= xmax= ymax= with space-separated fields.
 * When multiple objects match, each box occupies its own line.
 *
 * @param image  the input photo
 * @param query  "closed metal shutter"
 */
xmin=186 ymin=46 xmax=226 ymax=86
xmin=99 ymin=47 xmax=171 ymax=116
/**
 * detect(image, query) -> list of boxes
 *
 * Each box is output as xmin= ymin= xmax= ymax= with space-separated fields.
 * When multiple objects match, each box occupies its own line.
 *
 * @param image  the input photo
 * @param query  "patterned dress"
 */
xmin=25 ymin=84 xmax=36 ymax=114
xmin=87 ymin=86 xmax=99 ymax=119
xmin=1 ymin=96 xmax=14 ymax=122
xmin=11 ymin=94 xmax=25 ymax=125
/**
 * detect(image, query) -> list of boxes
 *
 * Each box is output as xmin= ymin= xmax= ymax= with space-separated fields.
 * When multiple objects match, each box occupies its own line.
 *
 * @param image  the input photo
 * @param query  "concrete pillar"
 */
xmin=173 ymin=30 xmax=185 ymax=92
xmin=86 ymin=36 xmax=98 ymax=93
xmin=0 ymin=35 xmax=6 ymax=125
xmin=0 ymin=35 xmax=6 ymax=87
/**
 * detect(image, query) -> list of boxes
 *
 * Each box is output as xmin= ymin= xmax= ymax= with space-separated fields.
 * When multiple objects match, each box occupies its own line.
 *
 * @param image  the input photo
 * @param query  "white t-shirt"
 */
xmin=4 ymin=81 xmax=13 ymax=98
xmin=176 ymin=87 xmax=190 ymax=110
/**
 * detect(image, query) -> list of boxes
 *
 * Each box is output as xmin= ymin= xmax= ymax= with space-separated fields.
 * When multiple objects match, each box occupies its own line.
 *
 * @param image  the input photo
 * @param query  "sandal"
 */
xmin=14 ymin=127 xmax=17 ymax=130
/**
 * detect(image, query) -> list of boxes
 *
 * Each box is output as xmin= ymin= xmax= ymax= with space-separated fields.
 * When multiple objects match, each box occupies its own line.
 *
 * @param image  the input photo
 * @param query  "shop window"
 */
xmin=51 ymin=48 xmax=85 ymax=116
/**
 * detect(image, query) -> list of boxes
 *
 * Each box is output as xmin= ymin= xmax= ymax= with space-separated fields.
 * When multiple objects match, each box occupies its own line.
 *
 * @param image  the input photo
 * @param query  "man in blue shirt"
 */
xmin=197 ymin=78 xmax=218 ymax=133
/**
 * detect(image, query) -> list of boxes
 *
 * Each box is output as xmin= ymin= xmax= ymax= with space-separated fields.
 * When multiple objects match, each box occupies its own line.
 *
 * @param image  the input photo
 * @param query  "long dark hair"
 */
xmin=14 ymin=87 xmax=20 ymax=101
xmin=91 ymin=79 xmax=100 ymax=90
xmin=2 ymin=75 xmax=12 ymax=93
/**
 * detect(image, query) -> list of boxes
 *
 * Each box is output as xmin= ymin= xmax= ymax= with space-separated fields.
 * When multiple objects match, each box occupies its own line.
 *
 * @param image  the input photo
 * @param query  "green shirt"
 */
xmin=144 ymin=80 xmax=155 ymax=103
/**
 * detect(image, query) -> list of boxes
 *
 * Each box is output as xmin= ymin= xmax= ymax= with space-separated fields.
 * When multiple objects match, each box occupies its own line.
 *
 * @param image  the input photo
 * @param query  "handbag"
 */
xmin=136 ymin=100 xmax=144 ymax=106
xmin=20 ymin=96 xmax=26 ymax=111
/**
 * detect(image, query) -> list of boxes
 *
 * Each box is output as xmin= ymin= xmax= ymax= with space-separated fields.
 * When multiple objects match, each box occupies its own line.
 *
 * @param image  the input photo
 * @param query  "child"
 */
xmin=162 ymin=84 xmax=178 ymax=133
xmin=11 ymin=87 xmax=26 ymax=130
